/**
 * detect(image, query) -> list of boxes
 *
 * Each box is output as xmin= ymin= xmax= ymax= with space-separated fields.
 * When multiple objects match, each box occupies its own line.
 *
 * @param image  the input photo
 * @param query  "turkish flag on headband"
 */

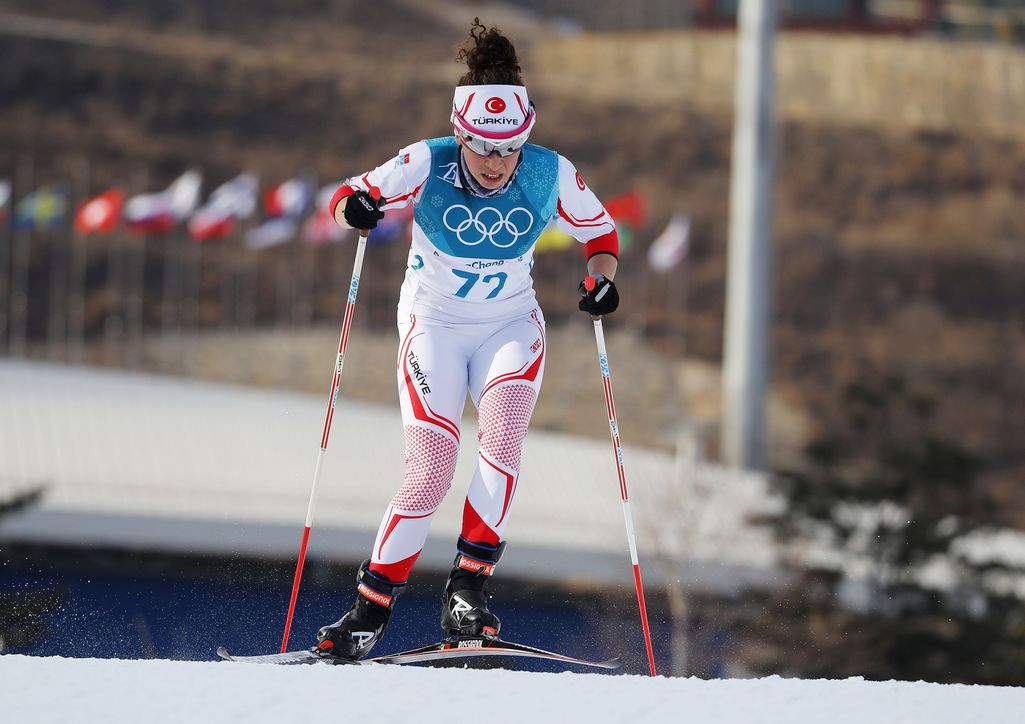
xmin=74 ymin=188 xmax=124 ymax=235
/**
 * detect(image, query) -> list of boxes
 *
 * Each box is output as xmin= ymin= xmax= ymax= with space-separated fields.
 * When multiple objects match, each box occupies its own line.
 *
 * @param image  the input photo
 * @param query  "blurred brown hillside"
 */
xmin=1 ymin=1 xmax=1023 ymax=520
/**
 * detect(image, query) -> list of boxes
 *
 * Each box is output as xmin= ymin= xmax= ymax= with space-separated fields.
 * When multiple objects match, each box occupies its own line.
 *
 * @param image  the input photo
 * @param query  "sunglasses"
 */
xmin=457 ymin=133 xmax=528 ymax=158
xmin=451 ymin=104 xmax=537 ymax=158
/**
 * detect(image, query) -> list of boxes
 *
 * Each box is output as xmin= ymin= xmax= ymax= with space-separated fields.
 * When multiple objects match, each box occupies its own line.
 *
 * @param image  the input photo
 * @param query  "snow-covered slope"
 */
xmin=3 ymin=655 xmax=1023 ymax=724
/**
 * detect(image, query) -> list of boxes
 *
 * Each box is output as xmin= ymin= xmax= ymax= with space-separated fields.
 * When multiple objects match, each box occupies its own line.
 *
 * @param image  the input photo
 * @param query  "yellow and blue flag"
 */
xmin=15 ymin=186 xmax=68 ymax=231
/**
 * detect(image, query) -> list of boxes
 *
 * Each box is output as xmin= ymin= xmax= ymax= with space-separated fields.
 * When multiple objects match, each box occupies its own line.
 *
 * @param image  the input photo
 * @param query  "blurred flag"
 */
xmin=534 ymin=218 xmax=574 ymax=254
xmin=604 ymin=190 xmax=646 ymax=253
xmin=605 ymin=190 xmax=646 ymax=228
xmin=167 ymin=170 xmax=203 ymax=219
xmin=74 ymin=188 xmax=124 ymax=235
xmin=647 ymin=213 xmax=691 ymax=272
xmin=301 ymin=182 xmax=350 ymax=244
xmin=245 ymin=217 xmax=297 ymax=250
xmin=373 ymin=204 xmax=414 ymax=245
xmin=124 ymin=170 xmax=202 ymax=235
xmin=615 ymin=225 xmax=633 ymax=252
xmin=245 ymin=177 xmax=313 ymax=249
xmin=188 ymin=173 xmax=258 ymax=241
xmin=534 ymin=190 xmax=645 ymax=255
xmin=263 ymin=178 xmax=313 ymax=219
xmin=14 ymin=186 xmax=68 ymax=231
xmin=0 ymin=180 xmax=10 ymax=223
xmin=314 ymin=181 xmax=345 ymax=217
xmin=301 ymin=211 xmax=350 ymax=245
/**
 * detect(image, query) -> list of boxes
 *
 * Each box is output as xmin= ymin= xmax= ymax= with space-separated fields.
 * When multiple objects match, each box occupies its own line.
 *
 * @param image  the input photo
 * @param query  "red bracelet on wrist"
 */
xmin=329 ymin=184 xmax=356 ymax=219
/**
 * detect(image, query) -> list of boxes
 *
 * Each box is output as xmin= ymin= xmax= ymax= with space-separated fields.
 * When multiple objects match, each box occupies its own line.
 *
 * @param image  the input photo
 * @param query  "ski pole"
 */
xmin=585 ymin=282 xmax=658 ymax=677
xmin=280 ymin=229 xmax=369 ymax=653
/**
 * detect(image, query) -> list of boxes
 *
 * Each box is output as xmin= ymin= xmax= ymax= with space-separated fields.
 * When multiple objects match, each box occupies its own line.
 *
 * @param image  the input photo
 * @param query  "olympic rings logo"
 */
xmin=442 ymin=205 xmax=534 ymax=248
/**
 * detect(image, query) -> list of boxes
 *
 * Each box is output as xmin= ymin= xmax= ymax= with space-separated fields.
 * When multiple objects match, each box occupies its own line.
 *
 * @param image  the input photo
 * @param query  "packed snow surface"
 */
xmin=3 ymin=654 xmax=1024 ymax=724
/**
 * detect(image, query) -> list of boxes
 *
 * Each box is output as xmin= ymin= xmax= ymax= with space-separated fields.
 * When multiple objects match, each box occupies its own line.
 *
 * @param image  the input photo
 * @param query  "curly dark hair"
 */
xmin=456 ymin=18 xmax=523 ymax=86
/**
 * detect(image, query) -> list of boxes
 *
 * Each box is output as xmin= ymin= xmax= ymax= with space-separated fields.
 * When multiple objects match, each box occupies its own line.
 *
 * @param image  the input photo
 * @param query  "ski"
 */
xmin=216 ymin=646 xmax=359 ymax=666
xmin=218 ymin=637 xmax=621 ymax=670
xmin=371 ymin=636 xmax=622 ymax=669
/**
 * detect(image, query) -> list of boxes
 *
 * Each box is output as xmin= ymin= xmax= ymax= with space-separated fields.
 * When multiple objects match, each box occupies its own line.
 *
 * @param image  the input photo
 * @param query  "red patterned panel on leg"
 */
xmin=392 ymin=426 xmax=459 ymax=512
xmin=369 ymin=551 xmax=421 ymax=584
xmin=477 ymin=384 xmax=537 ymax=470
xmin=461 ymin=497 xmax=501 ymax=546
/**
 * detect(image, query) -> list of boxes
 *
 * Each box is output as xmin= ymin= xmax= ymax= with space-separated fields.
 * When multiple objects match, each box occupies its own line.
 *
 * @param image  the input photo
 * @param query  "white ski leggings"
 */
xmin=367 ymin=308 xmax=546 ymax=583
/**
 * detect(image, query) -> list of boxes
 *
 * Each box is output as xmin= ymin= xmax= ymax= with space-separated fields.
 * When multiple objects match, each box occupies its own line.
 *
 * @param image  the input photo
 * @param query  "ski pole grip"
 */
xmin=583 ymin=276 xmax=601 ymax=320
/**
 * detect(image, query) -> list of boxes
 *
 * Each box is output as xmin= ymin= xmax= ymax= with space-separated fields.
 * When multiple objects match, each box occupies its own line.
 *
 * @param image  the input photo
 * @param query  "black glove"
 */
xmin=343 ymin=188 xmax=385 ymax=230
xmin=578 ymin=274 xmax=619 ymax=315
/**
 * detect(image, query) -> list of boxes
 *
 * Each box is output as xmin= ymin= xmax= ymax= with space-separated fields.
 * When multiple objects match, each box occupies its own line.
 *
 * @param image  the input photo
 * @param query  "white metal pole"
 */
xmin=721 ymin=0 xmax=777 ymax=469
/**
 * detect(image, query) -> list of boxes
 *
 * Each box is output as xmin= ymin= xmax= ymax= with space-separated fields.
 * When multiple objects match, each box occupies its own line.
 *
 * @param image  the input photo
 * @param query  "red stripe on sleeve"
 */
xmin=382 ymin=180 xmax=426 ymax=208
xmin=584 ymin=229 xmax=619 ymax=260
xmin=557 ymin=198 xmax=610 ymax=227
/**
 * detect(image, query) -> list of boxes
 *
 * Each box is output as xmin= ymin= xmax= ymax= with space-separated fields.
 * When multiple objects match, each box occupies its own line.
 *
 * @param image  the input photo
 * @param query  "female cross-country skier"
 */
xmin=315 ymin=19 xmax=621 ymax=660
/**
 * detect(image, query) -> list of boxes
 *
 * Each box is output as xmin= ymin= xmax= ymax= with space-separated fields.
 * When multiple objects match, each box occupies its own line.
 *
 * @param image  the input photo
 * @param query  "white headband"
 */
xmin=451 ymin=84 xmax=535 ymax=141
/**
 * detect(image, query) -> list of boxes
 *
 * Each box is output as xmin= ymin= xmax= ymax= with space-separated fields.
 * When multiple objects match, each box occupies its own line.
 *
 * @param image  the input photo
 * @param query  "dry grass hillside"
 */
xmin=1 ymin=1 xmax=1023 ymax=520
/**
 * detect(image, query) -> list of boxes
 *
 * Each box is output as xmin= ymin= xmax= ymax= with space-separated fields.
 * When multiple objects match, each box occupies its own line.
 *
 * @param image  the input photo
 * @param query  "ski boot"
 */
xmin=440 ymin=538 xmax=507 ymax=639
xmin=316 ymin=561 xmax=404 ymax=660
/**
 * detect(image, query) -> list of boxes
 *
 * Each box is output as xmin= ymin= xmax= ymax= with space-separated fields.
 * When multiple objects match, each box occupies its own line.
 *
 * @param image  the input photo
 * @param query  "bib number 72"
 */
xmin=452 ymin=269 xmax=508 ymax=300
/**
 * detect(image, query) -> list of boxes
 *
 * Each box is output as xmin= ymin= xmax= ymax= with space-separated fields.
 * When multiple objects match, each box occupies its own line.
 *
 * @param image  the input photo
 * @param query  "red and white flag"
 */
xmin=301 ymin=182 xmax=351 ymax=245
xmin=74 ymin=188 xmax=124 ymax=235
xmin=263 ymin=178 xmax=313 ymax=219
xmin=188 ymin=173 xmax=258 ymax=241
xmin=124 ymin=171 xmax=202 ymax=235
xmin=301 ymin=212 xmax=350 ymax=245
xmin=314 ymin=181 xmax=345 ymax=217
